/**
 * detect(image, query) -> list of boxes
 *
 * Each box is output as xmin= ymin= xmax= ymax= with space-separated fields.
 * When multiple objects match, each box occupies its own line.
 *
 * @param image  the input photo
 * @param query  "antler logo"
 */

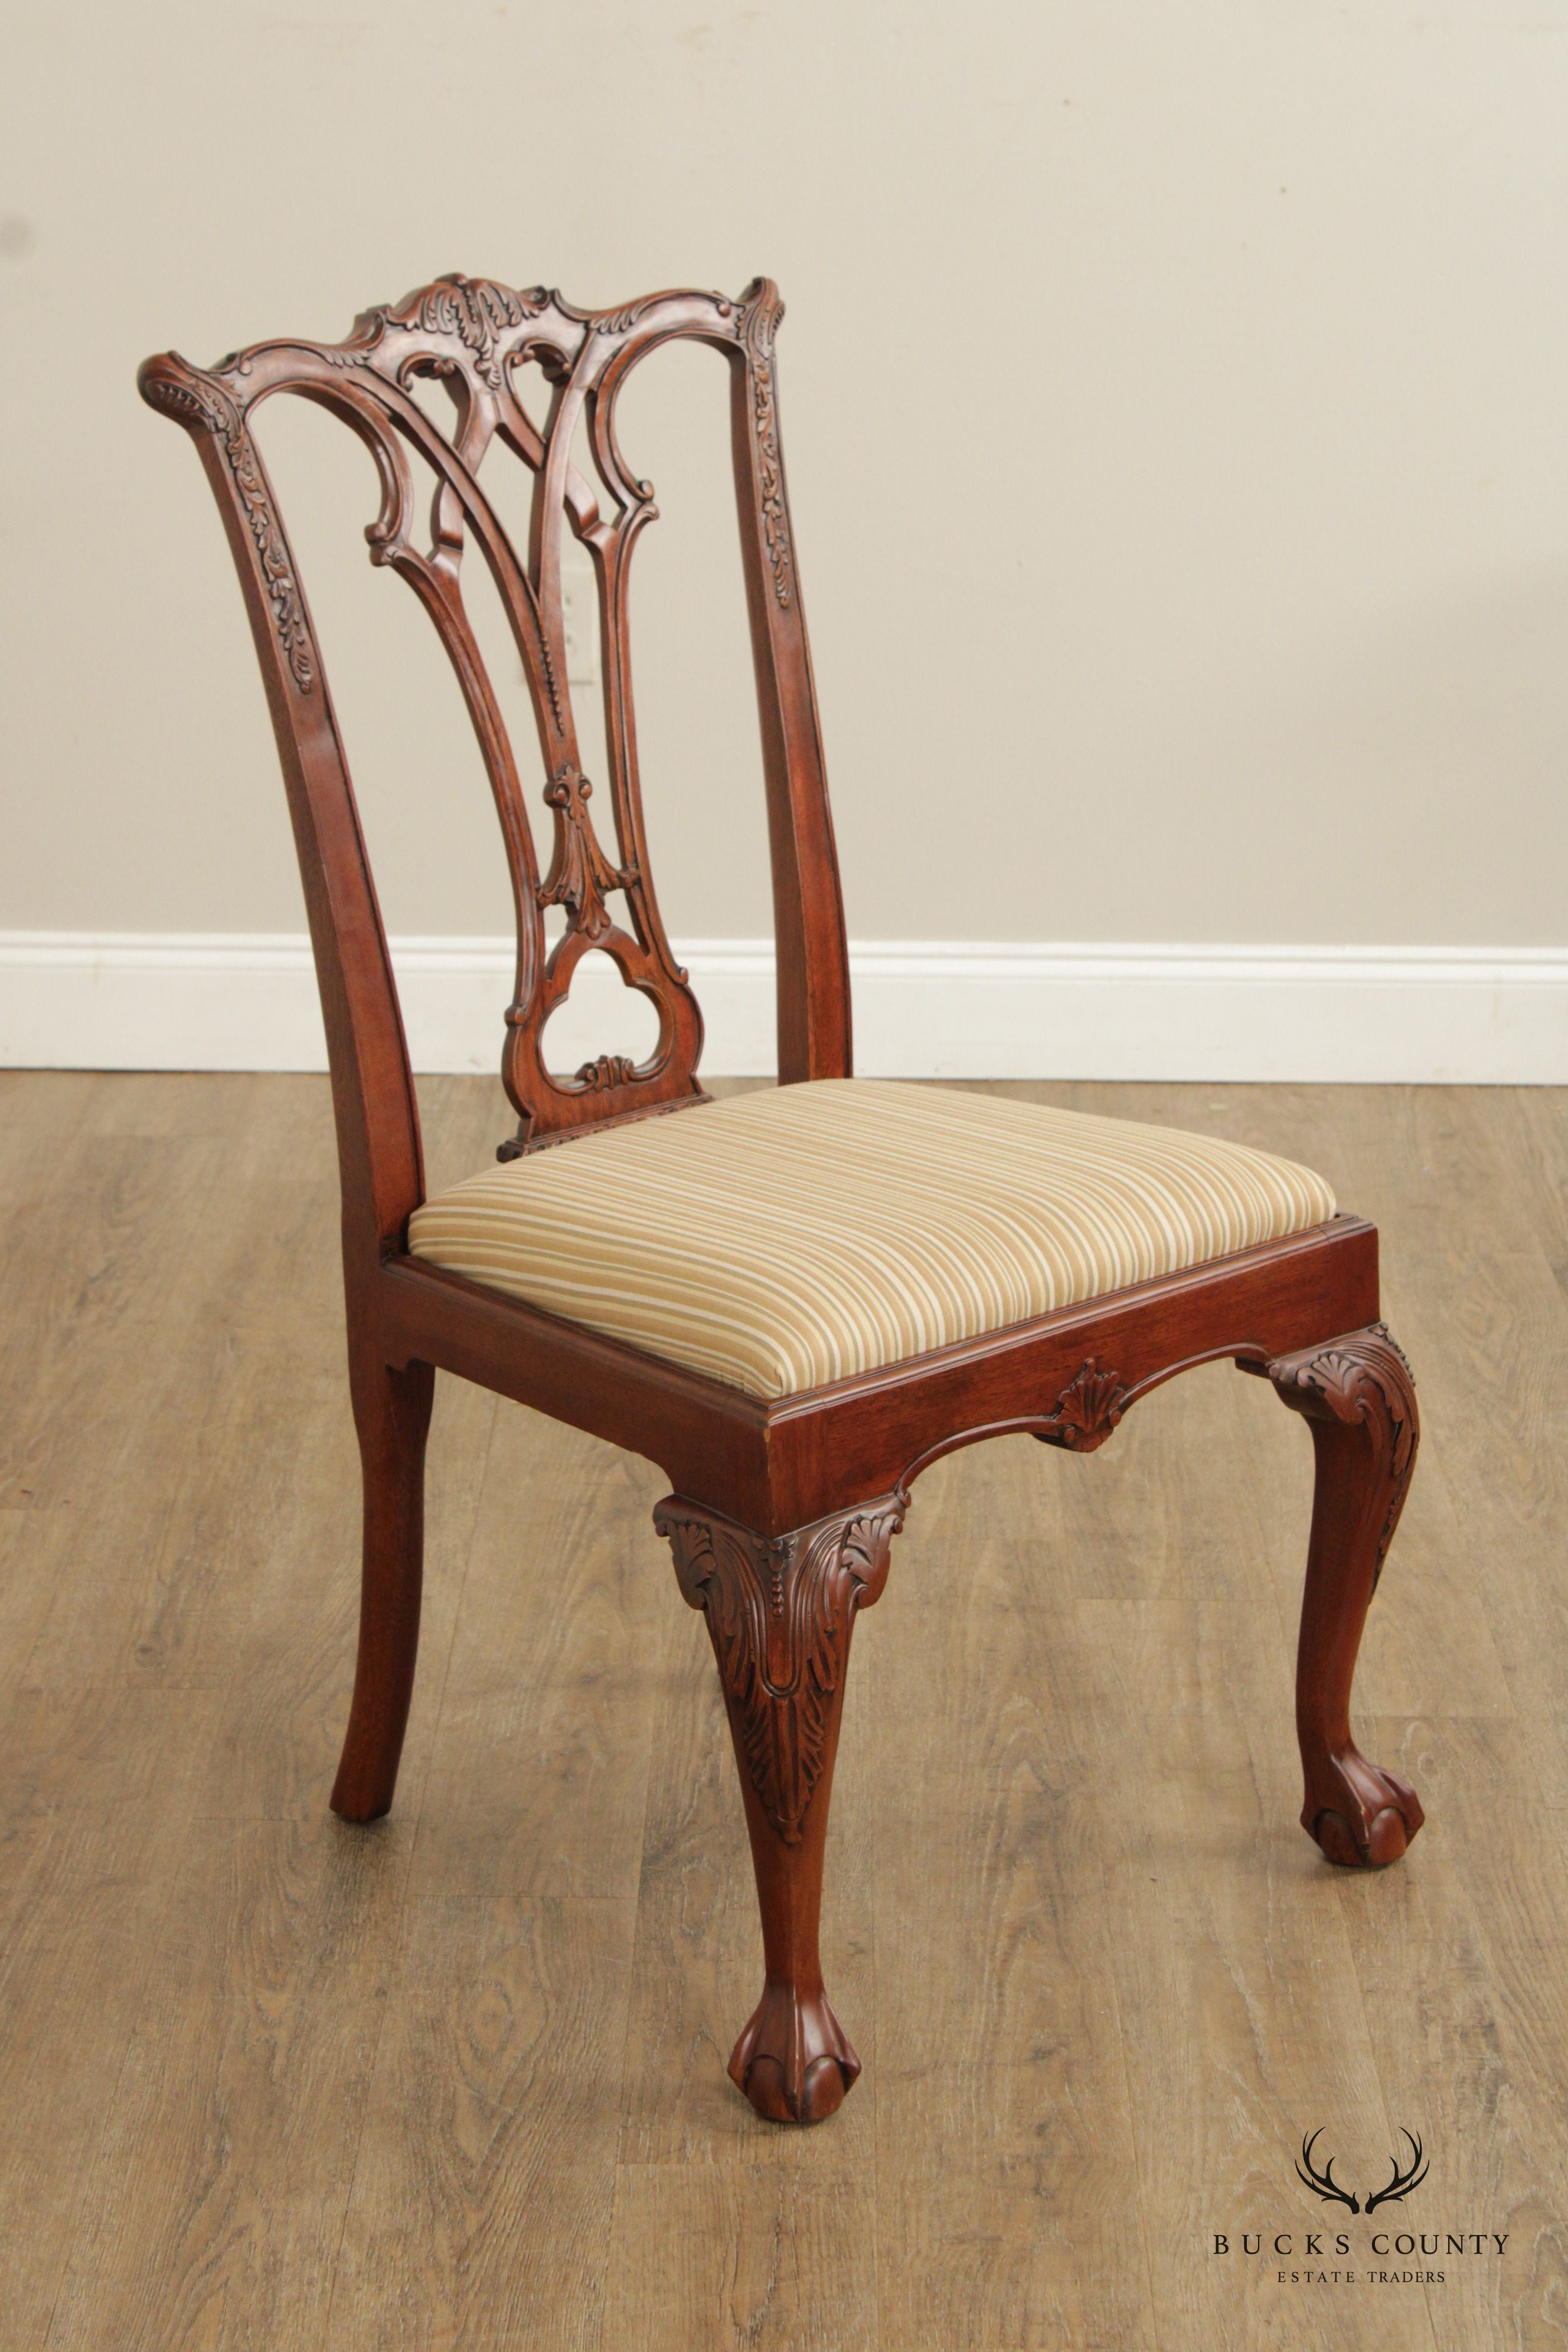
xmin=1296 ymin=2130 xmax=1361 ymax=2212
xmin=1296 ymin=2127 xmax=1427 ymax=2214
xmin=1364 ymin=2129 xmax=1429 ymax=2213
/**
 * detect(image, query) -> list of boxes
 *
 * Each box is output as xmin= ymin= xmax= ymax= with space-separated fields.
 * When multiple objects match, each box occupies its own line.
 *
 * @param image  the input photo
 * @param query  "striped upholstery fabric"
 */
xmin=409 ymin=1080 xmax=1336 ymax=1401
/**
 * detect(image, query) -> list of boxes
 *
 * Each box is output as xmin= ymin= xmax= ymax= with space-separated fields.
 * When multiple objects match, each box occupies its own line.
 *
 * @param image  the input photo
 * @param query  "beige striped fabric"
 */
xmin=408 ymin=1080 xmax=1336 ymax=1401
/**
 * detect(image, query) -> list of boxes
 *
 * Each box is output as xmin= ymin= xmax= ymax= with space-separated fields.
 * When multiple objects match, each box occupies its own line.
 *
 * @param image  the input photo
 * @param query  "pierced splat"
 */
xmin=139 ymin=271 xmax=848 ymax=1154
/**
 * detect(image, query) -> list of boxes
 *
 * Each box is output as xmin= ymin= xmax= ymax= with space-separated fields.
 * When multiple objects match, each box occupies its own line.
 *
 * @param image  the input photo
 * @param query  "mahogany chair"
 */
xmin=139 ymin=275 xmax=1423 ymax=2127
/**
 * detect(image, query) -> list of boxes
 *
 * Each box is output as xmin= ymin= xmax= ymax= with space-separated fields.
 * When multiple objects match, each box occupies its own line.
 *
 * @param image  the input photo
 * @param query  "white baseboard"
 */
xmin=0 ymin=933 xmax=1564 ymax=1083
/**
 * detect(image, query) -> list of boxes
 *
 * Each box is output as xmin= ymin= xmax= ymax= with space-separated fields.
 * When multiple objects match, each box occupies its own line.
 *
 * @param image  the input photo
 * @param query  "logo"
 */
xmin=1207 ymin=2126 xmax=1510 ymax=2285
xmin=1295 ymin=2127 xmax=1429 ymax=2214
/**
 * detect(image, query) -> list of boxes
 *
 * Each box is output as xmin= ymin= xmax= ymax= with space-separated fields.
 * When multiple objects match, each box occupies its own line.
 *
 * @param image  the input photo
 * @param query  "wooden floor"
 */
xmin=2 ymin=1073 xmax=1566 ymax=2350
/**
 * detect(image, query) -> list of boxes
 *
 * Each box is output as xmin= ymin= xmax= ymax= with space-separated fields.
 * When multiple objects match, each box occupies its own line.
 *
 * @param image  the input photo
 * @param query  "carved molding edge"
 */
xmin=140 ymin=360 xmax=315 ymax=693
xmin=1035 ymin=1359 xmax=1132 ymax=1453
xmin=734 ymin=280 xmax=793 ymax=608
xmin=1267 ymin=1322 xmax=1419 ymax=1580
xmin=654 ymin=1492 xmax=906 ymax=1843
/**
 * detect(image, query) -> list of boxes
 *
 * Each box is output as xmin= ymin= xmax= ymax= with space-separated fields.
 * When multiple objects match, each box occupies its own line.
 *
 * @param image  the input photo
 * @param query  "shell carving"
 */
xmin=1038 ymin=1361 xmax=1132 ymax=1453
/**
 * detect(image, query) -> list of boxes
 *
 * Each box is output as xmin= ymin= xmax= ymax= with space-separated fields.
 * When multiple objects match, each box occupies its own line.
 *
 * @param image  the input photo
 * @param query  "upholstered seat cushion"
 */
xmin=408 ymin=1079 xmax=1335 ymax=1401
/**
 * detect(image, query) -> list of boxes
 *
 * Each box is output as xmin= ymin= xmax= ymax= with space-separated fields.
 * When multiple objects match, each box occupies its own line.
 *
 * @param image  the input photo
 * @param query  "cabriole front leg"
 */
xmin=654 ymin=1490 xmax=906 ymax=2125
xmin=1268 ymin=1323 xmax=1424 ymax=1868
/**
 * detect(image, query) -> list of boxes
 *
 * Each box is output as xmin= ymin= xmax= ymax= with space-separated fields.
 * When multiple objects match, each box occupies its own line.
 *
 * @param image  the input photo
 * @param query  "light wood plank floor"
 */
xmin=2 ymin=1072 xmax=1566 ymax=2351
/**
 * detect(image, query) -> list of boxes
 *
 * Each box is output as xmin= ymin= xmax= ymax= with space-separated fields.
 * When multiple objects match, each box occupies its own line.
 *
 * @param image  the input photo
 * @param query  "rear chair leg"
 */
xmin=1268 ymin=1323 xmax=1424 ymax=1867
xmin=330 ymin=1353 xmax=435 ymax=1824
xmin=654 ymin=1490 xmax=906 ymax=2125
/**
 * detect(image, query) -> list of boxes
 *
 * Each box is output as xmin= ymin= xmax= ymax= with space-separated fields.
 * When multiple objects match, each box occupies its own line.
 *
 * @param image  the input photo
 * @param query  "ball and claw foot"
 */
xmin=729 ymin=1975 xmax=862 ymax=2125
xmin=1305 ymin=1751 xmax=1425 ymax=1869
xmin=1268 ymin=1325 xmax=1426 ymax=1876
xmin=656 ymin=1489 xmax=904 ymax=2128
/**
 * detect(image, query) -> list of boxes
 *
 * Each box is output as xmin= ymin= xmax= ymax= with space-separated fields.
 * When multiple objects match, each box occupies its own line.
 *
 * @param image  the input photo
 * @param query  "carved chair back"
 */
xmin=139 ymin=276 xmax=850 ymax=1268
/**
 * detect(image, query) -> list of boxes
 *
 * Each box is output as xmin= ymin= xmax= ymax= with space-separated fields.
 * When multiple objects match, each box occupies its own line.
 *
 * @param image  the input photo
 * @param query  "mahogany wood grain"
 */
xmin=655 ymin=1492 xmax=904 ymax=2122
xmin=138 ymin=274 xmax=1426 ymax=2126
xmin=329 ymin=1354 xmax=434 ymax=1822
xmin=1264 ymin=1324 xmax=1424 ymax=1865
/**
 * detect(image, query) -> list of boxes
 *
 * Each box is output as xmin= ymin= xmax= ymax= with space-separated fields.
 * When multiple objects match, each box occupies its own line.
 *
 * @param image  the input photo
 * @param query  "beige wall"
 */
xmin=3 ymin=0 xmax=1565 ymax=949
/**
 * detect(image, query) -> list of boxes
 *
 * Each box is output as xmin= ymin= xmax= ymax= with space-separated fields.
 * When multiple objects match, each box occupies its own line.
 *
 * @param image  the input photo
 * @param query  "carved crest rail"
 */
xmin=139 ymin=272 xmax=843 ymax=1154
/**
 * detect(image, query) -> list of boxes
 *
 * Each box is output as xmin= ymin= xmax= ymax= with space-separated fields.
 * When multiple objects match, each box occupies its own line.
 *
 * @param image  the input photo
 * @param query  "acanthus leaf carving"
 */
xmin=140 ymin=371 xmax=231 ymax=432
xmin=554 ymin=289 xmax=733 ymax=337
xmin=538 ymin=763 xmax=638 ymax=942
xmin=1368 ymin=1318 xmax=1413 ymax=1384
xmin=139 ymin=360 xmax=315 ymax=694
xmin=1268 ymin=1322 xmax=1419 ymax=1577
xmin=556 ymin=292 xmax=660 ymax=337
xmin=1036 ymin=1359 xmax=1132 ymax=1453
xmin=383 ymin=274 xmax=549 ymax=391
xmin=734 ymin=280 xmax=793 ymax=609
xmin=655 ymin=1494 xmax=906 ymax=1844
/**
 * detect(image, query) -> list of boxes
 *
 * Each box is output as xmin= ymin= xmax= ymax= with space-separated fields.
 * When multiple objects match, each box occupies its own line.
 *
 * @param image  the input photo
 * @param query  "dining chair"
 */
xmin=139 ymin=275 xmax=1423 ymax=2126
